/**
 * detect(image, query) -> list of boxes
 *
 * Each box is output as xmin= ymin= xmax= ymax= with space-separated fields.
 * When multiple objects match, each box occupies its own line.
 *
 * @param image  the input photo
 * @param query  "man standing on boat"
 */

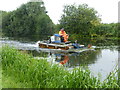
xmin=59 ymin=28 xmax=69 ymax=42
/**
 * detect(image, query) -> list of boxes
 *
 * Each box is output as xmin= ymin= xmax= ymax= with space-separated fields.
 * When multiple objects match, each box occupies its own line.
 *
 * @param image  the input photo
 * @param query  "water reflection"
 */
xmin=47 ymin=53 xmax=70 ymax=67
xmin=29 ymin=49 xmax=101 ymax=68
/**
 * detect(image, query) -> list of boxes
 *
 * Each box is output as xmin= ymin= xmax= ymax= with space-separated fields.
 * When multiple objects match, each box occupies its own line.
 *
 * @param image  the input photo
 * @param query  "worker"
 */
xmin=59 ymin=28 xmax=69 ymax=42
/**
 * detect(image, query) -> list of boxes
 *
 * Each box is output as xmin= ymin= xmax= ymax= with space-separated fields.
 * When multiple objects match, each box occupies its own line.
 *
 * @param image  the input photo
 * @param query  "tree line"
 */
xmin=1 ymin=1 xmax=119 ymax=41
xmin=57 ymin=4 xmax=119 ymax=40
xmin=1 ymin=1 xmax=55 ymax=40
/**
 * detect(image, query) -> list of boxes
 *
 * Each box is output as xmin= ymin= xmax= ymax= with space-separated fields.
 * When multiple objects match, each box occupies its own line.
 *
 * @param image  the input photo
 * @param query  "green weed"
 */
xmin=1 ymin=45 xmax=119 ymax=88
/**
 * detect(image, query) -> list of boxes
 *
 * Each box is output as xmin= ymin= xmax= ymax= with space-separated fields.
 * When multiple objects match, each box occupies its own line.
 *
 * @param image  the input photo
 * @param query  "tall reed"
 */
xmin=1 ymin=45 xmax=119 ymax=88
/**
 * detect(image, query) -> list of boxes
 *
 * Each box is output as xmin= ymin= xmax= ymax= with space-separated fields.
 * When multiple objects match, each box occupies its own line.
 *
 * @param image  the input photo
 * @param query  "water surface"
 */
xmin=1 ymin=37 xmax=118 ymax=81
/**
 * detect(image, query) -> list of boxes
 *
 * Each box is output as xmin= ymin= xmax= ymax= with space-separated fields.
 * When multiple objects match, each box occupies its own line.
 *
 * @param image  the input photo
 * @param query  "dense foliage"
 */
xmin=59 ymin=4 xmax=101 ymax=36
xmin=58 ymin=4 xmax=119 ymax=41
xmin=1 ymin=2 xmax=119 ymax=41
xmin=94 ymin=23 xmax=118 ymax=37
xmin=2 ymin=1 xmax=55 ymax=39
xmin=1 ymin=46 xmax=119 ymax=88
xmin=0 ymin=11 xmax=3 ymax=36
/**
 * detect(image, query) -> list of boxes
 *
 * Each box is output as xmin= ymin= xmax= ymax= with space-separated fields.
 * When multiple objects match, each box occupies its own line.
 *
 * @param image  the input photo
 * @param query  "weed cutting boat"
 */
xmin=37 ymin=34 xmax=93 ymax=53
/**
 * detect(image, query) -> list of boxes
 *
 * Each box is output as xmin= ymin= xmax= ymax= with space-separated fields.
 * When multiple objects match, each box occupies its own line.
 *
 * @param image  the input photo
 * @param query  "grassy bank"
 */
xmin=1 ymin=46 xmax=119 ymax=88
xmin=0 ymin=64 xmax=2 ymax=89
xmin=0 ymin=47 xmax=2 ymax=89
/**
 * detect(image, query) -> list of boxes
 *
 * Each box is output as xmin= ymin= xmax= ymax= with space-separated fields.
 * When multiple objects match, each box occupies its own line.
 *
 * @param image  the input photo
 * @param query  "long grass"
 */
xmin=0 ymin=47 xmax=2 ymax=89
xmin=0 ymin=64 xmax=2 ymax=89
xmin=1 ymin=45 xmax=120 ymax=88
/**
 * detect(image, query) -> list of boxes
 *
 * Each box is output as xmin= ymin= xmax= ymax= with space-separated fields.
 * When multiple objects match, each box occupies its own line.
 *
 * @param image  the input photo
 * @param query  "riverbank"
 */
xmin=1 ymin=46 xmax=119 ymax=88
xmin=0 ymin=66 xmax=2 ymax=89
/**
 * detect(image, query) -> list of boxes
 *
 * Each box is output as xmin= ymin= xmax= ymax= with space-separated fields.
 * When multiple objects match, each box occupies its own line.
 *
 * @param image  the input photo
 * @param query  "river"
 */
xmin=0 ymin=37 xmax=119 ymax=81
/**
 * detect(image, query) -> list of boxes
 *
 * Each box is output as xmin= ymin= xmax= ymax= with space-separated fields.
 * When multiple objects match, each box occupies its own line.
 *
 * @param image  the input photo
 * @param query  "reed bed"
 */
xmin=1 ymin=45 xmax=119 ymax=88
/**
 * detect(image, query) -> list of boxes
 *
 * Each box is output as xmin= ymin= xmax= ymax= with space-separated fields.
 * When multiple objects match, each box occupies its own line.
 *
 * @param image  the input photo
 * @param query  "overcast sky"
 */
xmin=0 ymin=0 xmax=119 ymax=24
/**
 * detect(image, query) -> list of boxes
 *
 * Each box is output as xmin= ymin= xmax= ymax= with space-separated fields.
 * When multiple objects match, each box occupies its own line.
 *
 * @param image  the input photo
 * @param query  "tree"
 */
xmin=94 ymin=23 xmax=118 ymax=37
xmin=2 ymin=1 xmax=55 ymax=39
xmin=59 ymin=4 xmax=101 ymax=38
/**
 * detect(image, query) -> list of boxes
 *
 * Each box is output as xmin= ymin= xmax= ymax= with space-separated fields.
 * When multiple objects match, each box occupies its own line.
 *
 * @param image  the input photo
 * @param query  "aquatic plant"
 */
xmin=1 ymin=45 xmax=119 ymax=88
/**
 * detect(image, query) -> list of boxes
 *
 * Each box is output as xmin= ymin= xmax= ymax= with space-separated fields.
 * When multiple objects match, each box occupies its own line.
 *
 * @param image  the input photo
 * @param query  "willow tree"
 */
xmin=59 ymin=4 xmax=101 ymax=38
xmin=2 ymin=1 xmax=55 ymax=39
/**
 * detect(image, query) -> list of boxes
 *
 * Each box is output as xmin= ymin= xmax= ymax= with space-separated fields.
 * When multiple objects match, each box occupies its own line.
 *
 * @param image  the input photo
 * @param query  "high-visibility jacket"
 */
xmin=59 ymin=30 xmax=67 ymax=36
xmin=59 ymin=30 xmax=68 ymax=42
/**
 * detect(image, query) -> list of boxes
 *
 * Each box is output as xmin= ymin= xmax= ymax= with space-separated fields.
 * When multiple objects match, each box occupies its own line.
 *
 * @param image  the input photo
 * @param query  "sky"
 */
xmin=0 ymin=0 xmax=119 ymax=24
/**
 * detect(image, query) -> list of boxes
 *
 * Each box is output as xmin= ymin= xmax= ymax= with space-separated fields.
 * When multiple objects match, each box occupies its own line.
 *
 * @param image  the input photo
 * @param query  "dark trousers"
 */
xmin=60 ymin=36 xmax=64 ymax=42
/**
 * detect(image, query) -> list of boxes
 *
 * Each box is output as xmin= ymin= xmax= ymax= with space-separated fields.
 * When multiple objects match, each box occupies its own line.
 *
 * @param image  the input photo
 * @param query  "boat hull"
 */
xmin=37 ymin=42 xmax=94 ymax=53
xmin=38 ymin=42 xmax=70 ymax=50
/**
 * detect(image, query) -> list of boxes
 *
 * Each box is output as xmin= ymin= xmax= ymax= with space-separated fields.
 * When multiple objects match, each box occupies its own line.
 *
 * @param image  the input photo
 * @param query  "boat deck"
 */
xmin=38 ymin=42 xmax=73 ymax=50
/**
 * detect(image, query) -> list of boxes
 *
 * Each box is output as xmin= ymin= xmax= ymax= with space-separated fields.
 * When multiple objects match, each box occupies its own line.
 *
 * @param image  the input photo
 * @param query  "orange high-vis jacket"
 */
xmin=59 ymin=30 xmax=68 ymax=42
xmin=59 ymin=30 xmax=67 ymax=36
